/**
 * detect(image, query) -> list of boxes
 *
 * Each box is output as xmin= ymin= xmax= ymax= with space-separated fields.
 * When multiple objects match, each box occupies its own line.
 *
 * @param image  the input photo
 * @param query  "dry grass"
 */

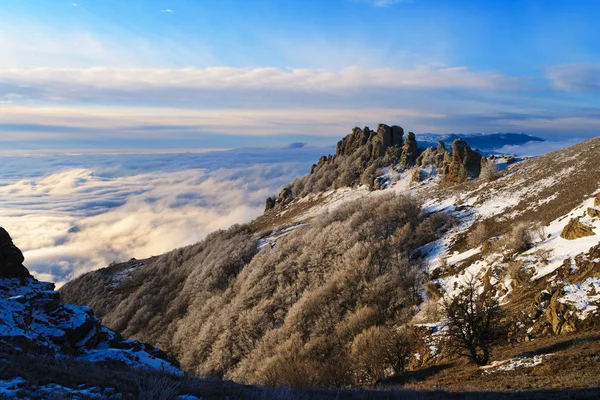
xmin=385 ymin=329 xmax=600 ymax=396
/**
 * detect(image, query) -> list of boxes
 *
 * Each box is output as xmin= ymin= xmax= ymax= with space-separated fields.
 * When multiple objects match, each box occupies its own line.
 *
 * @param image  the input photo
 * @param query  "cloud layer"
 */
xmin=0 ymin=147 xmax=328 ymax=286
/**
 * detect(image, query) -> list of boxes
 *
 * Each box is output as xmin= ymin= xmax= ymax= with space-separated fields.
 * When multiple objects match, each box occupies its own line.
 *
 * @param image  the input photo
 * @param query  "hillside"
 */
xmin=59 ymin=125 xmax=600 ymax=395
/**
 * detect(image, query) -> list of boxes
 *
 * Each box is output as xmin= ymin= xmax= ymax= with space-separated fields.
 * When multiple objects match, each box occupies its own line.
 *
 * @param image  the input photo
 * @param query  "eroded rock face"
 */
xmin=335 ymin=124 xmax=406 ymax=160
xmin=0 ymin=228 xmax=31 ymax=279
xmin=416 ymin=141 xmax=451 ymax=170
xmin=595 ymin=194 xmax=600 ymax=207
xmin=0 ymin=227 xmax=181 ymax=375
xmin=444 ymin=139 xmax=482 ymax=184
xmin=560 ymin=218 xmax=596 ymax=240
xmin=400 ymin=132 xmax=418 ymax=167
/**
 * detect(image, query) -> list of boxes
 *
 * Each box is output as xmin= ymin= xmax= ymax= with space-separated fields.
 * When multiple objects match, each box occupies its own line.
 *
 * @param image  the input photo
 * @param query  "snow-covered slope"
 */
xmin=0 ymin=274 xmax=183 ymax=398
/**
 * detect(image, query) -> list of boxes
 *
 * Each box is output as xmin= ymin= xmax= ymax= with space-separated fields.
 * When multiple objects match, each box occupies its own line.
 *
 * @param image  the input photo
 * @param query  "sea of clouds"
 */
xmin=0 ymin=137 xmax=582 ymax=287
xmin=0 ymin=146 xmax=330 ymax=286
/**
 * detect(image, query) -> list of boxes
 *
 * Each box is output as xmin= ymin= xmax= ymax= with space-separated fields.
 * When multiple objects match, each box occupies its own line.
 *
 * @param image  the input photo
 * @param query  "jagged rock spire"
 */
xmin=0 ymin=227 xmax=31 ymax=279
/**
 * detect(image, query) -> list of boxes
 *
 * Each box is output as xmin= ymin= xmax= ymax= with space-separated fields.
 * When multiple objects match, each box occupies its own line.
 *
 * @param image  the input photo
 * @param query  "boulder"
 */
xmin=595 ymin=194 xmax=600 ymax=207
xmin=278 ymin=187 xmax=293 ymax=204
xmin=560 ymin=218 xmax=595 ymax=240
xmin=0 ymin=228 xmax=31 ymax=279
xmin=588 ymin=208 xmax=600 ymax=218
xmin=265 ymin=197 xmax=276 ymax=211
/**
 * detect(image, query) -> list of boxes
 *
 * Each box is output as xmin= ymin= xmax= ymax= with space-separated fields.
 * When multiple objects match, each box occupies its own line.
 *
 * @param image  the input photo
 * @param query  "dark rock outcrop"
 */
xmin=335 ymin=124 xmax=407 ymax=160
xmin=444 ymin=139 xmax=482 ymax=184
xmin=400 ymin=132 xmax=418 ymax=167
xmin=560 ymin=218 xmax=596 ymax=240
xmin=265 ymin=196 xmax=276 ymax=211
xmin=0 ymin=228 xmax=181 ymax=376
xmin=595 ymin=194 xmax=600 ymax=207
xmin=588 ymin=207 xmax=600 ymax=218
xmin=0 ymin=227 xmax=31 ymax=279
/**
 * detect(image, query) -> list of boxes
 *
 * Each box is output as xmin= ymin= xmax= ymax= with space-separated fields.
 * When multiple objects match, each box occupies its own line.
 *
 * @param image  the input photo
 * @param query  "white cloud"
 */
xmin=493 ymin=139 xmax=584 ymax=157
xmin=161 ymin=9 xmax=173 ymax=13
xmin=366 ymin=0 xmax=408 ymax=6
xmin=0 ymin=66 xmax=517 ymax=100
xmin=547 ymin=64 xmax=600 ymax=93
xmin=0 ymin=148 xmax=326 ymax=286
xmin=72 ymin=3 xmax=78 ymax=7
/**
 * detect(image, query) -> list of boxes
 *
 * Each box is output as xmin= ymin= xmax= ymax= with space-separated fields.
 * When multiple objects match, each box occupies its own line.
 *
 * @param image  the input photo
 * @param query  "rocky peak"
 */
xmin=0 ymin=228 xmax=30 ymax=279
xmin=0 ymin=227 xmax=181 ymax=376
xmin=335 ymin=123 xmax=406 ymax=160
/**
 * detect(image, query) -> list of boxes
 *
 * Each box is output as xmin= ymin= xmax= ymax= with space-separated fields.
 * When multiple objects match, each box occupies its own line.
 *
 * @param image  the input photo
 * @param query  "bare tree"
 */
xmin=480 ymin=158 xmax=500 ymax=182
xmin=442 ymin=277 xmax=507 ymax=366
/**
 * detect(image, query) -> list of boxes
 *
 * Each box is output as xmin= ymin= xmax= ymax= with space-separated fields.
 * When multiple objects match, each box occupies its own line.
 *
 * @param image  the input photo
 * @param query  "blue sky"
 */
xmin=1 ymin=0 xmax=599 ymax=150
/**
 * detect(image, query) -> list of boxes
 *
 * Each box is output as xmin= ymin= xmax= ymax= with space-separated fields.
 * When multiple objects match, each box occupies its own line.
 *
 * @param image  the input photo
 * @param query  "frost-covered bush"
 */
xmin=62 ymin=194 xmax=452 ymax=387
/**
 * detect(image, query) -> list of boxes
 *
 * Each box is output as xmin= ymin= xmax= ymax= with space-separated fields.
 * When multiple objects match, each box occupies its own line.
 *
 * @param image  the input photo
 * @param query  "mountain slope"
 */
xmin=59 ymin=126 xmax=600 ymax=392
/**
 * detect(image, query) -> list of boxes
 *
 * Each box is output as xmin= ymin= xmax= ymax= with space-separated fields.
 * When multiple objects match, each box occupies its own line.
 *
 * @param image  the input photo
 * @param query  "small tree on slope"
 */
xmin=442 ymin=277 xmax=507 ymax=366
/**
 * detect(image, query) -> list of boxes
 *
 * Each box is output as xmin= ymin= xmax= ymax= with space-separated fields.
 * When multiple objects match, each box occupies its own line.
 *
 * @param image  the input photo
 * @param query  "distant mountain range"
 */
xmin=417 ymin=132 xmax=544 ymax=152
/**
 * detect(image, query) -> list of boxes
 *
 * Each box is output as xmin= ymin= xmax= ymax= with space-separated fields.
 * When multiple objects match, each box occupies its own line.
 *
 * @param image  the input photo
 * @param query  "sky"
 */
xmin=0 ymin=0 xmax=599 ymax=151
xmin=1 ymin=0 xmax=600 ymax=284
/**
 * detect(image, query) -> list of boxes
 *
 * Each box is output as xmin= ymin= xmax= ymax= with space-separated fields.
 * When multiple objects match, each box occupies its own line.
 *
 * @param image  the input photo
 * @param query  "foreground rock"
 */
xmin=0 ymin=228 xmax=30 ymax=279
xmin=0 ymin=228 xmax=181 ymax=376
xmin=560 ymin=218 xmax=596 ymax=240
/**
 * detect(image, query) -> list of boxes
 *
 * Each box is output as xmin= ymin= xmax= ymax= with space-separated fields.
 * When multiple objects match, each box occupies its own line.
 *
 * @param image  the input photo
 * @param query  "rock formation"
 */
xmin=400 ymin=132 xmax=418 ymax=167
xmin=560 ymin=218 xmax=596 ymax=240
xmin=335 ymin=124 xmax=406 ymax=160
xmin=0 ymin=227 xmax=181 ymax=375
xmin=0 ymin=227 xmax=31 ymax=279
xmin=595 ymin=194 xmax=600 ymax=207
xmin=416 ymin=141 xmax=451 ymax=170
xmin=265 ymin=196 xmax=276 ymax=211
xmin=588 ymin=207 xmax=600 ymax=218
xmin=443 ymin=139 xmax=482 ymax=184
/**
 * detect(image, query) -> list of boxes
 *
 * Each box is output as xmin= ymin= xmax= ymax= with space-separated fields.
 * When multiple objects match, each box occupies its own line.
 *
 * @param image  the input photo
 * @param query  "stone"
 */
xmin=278 ymin=187 xmax=293 ymax=204
xmin=560 ymin=218 xmax=596 ymax=240
xmin=588 ymin=208 xmax=600 ymax=218
xmin=400 ymin=132 xmax=418 ymax=167
xmin=595 ymin=194 xmax=600 ymax=208
xmin=0 ymin=228 xmax=31 ymax=279
xmin=391 ymin=125 xmax=404 ymax=147
xmin=265 ymin=197 xmax=276 ymax=211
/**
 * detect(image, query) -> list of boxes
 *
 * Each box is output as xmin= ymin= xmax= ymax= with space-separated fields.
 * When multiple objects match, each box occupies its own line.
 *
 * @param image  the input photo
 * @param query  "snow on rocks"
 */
xmin=524 ymin=195 xmax=600 ymax=280
xmin=258 ymin=222 xmax=308 ymax=250
xmin=481 ymin=354 xmax=549 ymax=374
xmin=0 ymin=377 xmax=111 ymax=399
xmin=0 ymin=276 xmax=181 ymax=376
xmin=559 ymin=278 xmax=600 ymax=319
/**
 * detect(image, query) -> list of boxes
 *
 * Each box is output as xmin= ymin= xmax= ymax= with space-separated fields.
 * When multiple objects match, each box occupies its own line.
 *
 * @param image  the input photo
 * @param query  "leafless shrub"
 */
xmin=442 ymin=277 xmax=507 ymax=366
xmin=137 ymin=374 xmax=180 ymax=400
xmin=467 ymin=223 xmax=490 ymax=249
xmin=532 ymin=222 xmax=548 ymax=242
xmin=534 ymin=248 xmax=553 ymax=265
xmin=480 ymin=158 xmax=500 ymax=182
xmin=62 ymin=194 xmax=451 ymax=388
xmin=507 ymin=260 xmax=530 ymax=285
xmin=351 ymin=326 xmax=413 ymax=384
xmin=501 ymin=223 xmax=535 ymax=255
xmin=421 ymin=299 xmax=443 ymax=323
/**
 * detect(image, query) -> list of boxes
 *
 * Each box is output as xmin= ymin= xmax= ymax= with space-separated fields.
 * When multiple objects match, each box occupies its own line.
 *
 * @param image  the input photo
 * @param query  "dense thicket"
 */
xmin=61 ymin=194 xmax=453 ymax=387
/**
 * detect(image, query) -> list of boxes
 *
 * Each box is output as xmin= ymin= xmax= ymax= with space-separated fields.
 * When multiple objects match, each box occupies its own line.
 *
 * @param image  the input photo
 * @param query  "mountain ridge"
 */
xmin=57 ymin=127 xmax=600 ymax=394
